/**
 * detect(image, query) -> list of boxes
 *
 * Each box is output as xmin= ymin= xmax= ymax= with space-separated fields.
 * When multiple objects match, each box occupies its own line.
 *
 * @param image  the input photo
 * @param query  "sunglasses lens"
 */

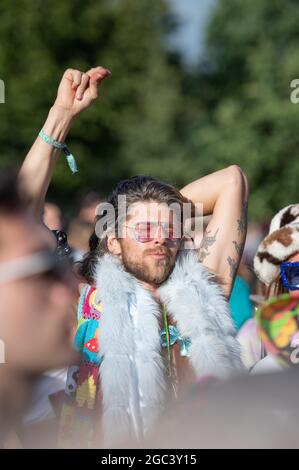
xmin=134 ymin=222 xmax=180 ymax=243
xmin=135 ymin=222 xmax=154 ymax=242
xmin=284 ymin=264 xmax=299 ymax=288
xmin=167 ymin=226 xmax=178 ymax=241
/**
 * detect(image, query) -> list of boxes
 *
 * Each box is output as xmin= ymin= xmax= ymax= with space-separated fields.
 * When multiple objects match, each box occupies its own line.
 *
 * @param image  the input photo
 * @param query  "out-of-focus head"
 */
xmin=254 ymin=204 xmax=299 ymax=296
xmin=0 ymin=170 xmax=77 ymax=374
xmin=67 ymin=219 xmax=93 ymax=255
xmin=81 ymin=176 xmax=190 ymax=287
xmin=78 ymin=191 xmax=103 ymax=224
xmin=43 ymin=202 xmax=63 ymax=230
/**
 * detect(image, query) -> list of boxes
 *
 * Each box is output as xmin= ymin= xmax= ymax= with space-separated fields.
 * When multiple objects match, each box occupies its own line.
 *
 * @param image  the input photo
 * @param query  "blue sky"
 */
xmin=167 ymin=0 xmax=217 ymax=66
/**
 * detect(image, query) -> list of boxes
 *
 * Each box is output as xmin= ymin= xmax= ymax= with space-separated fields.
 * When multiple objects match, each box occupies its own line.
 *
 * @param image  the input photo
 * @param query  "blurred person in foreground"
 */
xmin=0 ymin=170 xmax=78 ymax=447
xmin=139 ymin=366 xmax=299 ymax=449
xmin=19 ymin=66 xmax=247 ymax=448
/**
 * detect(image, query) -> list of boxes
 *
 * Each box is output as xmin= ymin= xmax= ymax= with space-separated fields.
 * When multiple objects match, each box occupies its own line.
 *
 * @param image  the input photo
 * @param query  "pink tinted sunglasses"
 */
xmin=123 ymin=221 xmax=182 ymax=243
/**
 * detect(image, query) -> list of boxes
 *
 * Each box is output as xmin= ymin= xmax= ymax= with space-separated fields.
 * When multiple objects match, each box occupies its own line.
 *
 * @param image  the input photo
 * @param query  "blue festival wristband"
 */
xmin=39 ymin=129 xmax=78 ymax=174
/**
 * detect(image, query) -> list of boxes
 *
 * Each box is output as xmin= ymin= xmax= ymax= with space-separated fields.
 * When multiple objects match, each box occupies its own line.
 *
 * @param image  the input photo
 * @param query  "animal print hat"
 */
xmin=254 ymin=204 xmax=299 ymax=286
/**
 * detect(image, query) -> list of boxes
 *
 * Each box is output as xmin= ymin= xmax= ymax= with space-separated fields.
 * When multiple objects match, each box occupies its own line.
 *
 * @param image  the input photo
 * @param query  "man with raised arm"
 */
xmin=19 ymin=67 xmax=247 ymax=447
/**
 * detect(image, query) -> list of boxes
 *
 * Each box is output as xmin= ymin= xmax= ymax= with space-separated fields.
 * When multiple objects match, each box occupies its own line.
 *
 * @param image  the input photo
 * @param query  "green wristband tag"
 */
xmin=39 ymin=129 xmax=78 ymax=174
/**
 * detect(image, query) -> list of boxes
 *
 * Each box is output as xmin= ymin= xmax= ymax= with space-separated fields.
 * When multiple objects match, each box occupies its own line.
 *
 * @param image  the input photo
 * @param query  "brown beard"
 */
xmin=121 ymin=246 xmax=176 ymax=286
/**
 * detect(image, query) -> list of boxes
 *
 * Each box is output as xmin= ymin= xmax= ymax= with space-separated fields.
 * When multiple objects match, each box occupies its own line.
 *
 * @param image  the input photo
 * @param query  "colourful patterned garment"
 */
xmin=255 ymin=291 xmax=299 ymax=368
xmin=58 ymin=284 xmax=192 ymax=448
xmin=58 ymin=285 xmax=103 ymax=448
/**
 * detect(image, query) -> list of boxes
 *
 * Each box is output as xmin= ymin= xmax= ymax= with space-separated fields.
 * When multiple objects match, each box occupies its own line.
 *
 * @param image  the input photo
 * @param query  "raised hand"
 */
xmin=53 ymin=66 xmax=111 ymax=117
xmin=19 ymin=65 xmax=111 ymax=218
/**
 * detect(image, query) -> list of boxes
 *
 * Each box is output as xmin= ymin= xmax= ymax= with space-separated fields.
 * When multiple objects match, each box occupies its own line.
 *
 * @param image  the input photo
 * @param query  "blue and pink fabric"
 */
xmin=58 ymin=285 xmax=102 ymax=448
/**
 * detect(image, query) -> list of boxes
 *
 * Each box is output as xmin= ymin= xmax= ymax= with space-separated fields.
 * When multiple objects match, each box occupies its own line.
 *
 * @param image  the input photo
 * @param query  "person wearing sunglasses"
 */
xmin=18 ymin=66 xmax=247 ymax=447
xmin=248 ymin=204 xmax=299 ymax=375
xmin=254 ymin=204 xmax=299 ymax=296
xmin=0 ymin=170 xmax=79 ymax=447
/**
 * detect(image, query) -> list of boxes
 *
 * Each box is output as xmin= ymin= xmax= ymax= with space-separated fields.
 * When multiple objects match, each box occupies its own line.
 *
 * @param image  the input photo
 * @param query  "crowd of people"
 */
xmin=1 ymin=66 xmax=299 ymax=449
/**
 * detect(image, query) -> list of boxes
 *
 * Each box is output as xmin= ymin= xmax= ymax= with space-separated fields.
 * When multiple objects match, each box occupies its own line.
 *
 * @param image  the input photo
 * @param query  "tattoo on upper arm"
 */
xmin=232 ymin=200 xmax=248 ymax=266
xmin=237 ymin=200 xmax=248 ymax=236
xmin=227 ymin=256 xmax=238 ymax=279
xmin=229 ymin=202 xmax=248 ymax=278
xmin=233 ymin=240 xmax=242 ymax=256
xmin=198 ymin=228 xmax=219 ymax=262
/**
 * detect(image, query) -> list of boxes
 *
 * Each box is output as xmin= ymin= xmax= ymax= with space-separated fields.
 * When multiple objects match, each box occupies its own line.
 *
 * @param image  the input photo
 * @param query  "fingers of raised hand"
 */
xmin=87 ymin=66 xmax=111 ymax=79
xmin=63 ymin=69 xmax=85 ymax=90
xmin=61 ymin=66 xmax=111 ymax=107
xmin=72 ymin=70 xmax=84 ymax=89
xmin=87 ymin=66 xmax=111 ymax=100
xmin=75 ymin=73 xmax=90 ymax=101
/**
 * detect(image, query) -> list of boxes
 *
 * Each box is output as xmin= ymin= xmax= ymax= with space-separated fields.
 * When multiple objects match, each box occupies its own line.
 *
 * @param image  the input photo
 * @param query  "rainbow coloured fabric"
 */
xmin=58 ymin=284 xmax=193 ymax=447
xmin=255 ymin=291 xmax=299 ymax=368
xmin=58 ymin=285 xmax=102 ymax=448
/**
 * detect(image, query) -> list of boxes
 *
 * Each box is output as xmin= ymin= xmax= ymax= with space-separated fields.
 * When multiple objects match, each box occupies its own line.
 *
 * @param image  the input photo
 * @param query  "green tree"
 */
xmin=2 ymin=0 xmax=297 ymax=222
xmin=0 ymin=0 xmax=184 ymax=210
xmin=182 ymin=0 xmax=299 ymax=220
